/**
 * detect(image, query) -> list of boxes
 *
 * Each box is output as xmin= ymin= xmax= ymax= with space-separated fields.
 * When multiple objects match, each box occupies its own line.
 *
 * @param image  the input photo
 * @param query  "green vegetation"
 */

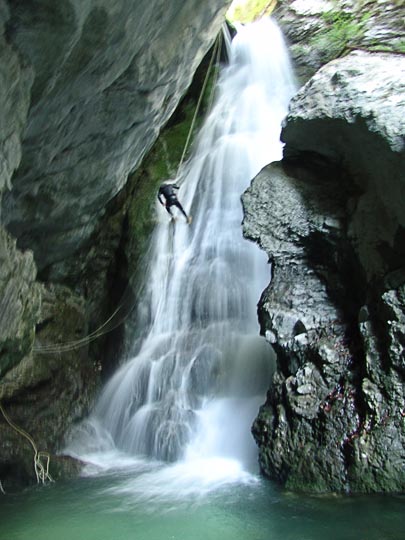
xmin=310 ymin=8 xmax=371 ymax=62
xmin=316 ymin=5 xmax=405 ymax=57
xmin=125 ymin=62 xmax=217 ymax=282
xmin=364 ymin=38 xmax=405 ymax=54
xmin=226 ymin=0 xmax=276 ymax=24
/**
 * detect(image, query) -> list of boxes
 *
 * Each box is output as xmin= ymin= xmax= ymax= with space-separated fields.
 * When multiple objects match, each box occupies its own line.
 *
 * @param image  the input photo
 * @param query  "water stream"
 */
xmin=2 ymin=18 xmax=404 ymax=540
xmin=66 ymin=17 xmax=296 ymax=479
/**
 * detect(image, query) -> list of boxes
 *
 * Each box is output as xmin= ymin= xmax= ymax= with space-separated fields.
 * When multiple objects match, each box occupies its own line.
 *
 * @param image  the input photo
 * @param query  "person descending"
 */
xmin=158 ymin=181 xmax=192 ymax=224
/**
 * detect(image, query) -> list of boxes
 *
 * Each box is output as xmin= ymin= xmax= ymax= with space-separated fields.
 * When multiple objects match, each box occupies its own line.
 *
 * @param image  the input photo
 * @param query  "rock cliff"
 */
xmin=243 ymin=41 xmax=405 ymax=490
xmin=1 ymin=0 xmax=228 ymax=279
xmin=274 ymin=0 xmax=405 ymax=83
xmin=0 ymin=0 xmax=230 ymax=489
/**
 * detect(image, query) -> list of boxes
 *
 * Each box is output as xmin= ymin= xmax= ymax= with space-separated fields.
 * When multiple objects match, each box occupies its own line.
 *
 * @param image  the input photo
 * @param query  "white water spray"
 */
xmin=67 ymin=18 xmax=296 ymax=493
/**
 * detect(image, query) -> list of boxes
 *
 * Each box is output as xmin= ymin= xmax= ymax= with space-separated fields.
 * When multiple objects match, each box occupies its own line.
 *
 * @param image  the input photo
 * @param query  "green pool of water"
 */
xmin=1 ymin=459 xmax=404 ymax=540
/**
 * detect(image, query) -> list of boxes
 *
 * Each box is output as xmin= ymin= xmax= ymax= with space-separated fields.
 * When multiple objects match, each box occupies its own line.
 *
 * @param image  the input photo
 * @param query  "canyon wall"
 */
xmin=0 ymin=0 xmax=230 ymax=489
xmin=244 ymin=0 xmax=405 ymax=492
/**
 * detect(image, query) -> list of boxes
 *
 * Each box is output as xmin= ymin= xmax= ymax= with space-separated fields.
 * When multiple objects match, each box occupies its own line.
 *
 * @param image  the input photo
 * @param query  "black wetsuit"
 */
xmin=158 ymin=183 xmax=189 ymax=220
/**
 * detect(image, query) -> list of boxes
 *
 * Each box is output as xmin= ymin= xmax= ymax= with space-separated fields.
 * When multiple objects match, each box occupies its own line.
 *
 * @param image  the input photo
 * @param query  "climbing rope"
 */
xmin=0 ymin=402 xmax=53 ymax=484
xmin=33 ymin=295 xmax=132 ymax=354
xmin=33 ymin=31 xmax=225 ymax=356
xmin=205 ymin=29 xmax=223 ymax=121
xmin=30 ymin=28 xmax=226 ymax=357
xmin=176 ymin=32 xmax=222 ymax=177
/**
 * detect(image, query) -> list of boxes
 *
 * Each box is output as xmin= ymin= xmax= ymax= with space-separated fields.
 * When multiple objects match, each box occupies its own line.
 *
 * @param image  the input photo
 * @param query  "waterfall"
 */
xmin=67 ymin=18 xmax=296 ymax=477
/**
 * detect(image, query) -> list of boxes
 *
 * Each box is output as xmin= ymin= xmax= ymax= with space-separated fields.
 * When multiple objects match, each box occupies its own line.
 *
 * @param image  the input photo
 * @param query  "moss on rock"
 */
xmin=274 ymin=0 xmax=405 ymax=84
xmin=0 ymin=284 xmax=98 ymax=490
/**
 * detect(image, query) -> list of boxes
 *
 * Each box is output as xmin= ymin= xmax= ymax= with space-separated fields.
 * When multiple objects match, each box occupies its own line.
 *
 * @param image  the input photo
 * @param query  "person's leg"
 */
xmin=173 ymin=200 xmax=189 ymax=221
xmin=165 ymin=204 xmax=173 ymax=217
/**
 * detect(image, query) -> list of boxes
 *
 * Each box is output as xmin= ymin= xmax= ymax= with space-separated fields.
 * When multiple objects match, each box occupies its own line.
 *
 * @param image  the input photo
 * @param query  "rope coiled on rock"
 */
xmin=0 ymin=402 xmax=53 ymax=485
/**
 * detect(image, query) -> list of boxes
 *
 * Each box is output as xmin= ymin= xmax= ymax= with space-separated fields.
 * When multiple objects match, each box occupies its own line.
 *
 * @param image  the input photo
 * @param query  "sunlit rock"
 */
xmin=273 ymin=0 xmax=405 ymax=83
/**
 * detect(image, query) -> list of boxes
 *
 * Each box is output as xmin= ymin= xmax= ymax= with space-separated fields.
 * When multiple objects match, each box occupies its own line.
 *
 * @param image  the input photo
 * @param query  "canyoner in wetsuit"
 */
xmin=157 ymin=181 xmax=192 ymax=223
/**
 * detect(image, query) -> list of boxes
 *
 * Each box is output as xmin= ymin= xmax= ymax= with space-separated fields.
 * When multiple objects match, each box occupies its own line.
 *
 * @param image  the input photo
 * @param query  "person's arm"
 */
xmin=157 ymin=188 xmax=165 ymax=205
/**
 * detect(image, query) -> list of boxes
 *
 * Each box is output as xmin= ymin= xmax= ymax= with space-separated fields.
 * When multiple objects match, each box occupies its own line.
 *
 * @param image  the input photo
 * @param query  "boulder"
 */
xmin=243 ymin=50 xmax=405 ymax=492
xmin=282 ymin=51 xmax=405 ymax=280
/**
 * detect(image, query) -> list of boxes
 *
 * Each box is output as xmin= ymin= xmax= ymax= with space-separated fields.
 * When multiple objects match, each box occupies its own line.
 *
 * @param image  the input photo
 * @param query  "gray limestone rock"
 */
xmin=0 ymin=2 xmax=33 ymax=198
xmin=282 ymin=51 xmax=405 ymax=281
xmin=1 ymin=0 xmax=230 ymax=276
xmin=0 ymin=228 xmax=41 ymax=378
xmin=0 ymin=284 xmax=97 ymax=489
xmin=0 ymin=0 xmax=231 ymax=489
xmin=244 ymin=50 xmax=405 ymax=492
xmin=274 ymin=0 xmax=405 ymax=83
xmin=244 ymin=160 xmax=361 ymax=491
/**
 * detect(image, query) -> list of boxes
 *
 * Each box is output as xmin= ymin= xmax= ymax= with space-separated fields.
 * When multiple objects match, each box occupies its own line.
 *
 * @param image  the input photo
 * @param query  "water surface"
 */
xmin=1 ymin=462 xmax=403 ymax=540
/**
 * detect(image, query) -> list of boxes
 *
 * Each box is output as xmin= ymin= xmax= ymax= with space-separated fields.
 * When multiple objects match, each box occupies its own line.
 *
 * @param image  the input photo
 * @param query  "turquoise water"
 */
xmin=1 ymin=463 xmax=404 ymax=540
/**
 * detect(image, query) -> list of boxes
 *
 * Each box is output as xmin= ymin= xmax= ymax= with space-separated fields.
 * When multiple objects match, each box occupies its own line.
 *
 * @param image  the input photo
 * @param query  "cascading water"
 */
xmin=67 ymin=17 xmax=296 ymax=489
xmin=3 ymin=20 xmax=405 ymax=540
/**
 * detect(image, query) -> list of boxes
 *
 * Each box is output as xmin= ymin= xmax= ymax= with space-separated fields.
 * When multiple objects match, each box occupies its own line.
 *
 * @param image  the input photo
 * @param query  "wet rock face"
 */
xmin=0 ymin=0 xmax=229 ymax=278
xmin=243 ymin=51 xmax=405 ymax=492
xmin=274 ymin=0 xmax=404 ymax=83
xmin=0 ymin=0 xmax=230 ymax=488
xmin=0 ymin=5 xmax=40 ymax=379
xmin=0 ymin=228 xmax=41 ymax=379
xmin=0 ymin=284 xmax=97 ymax=490
xmin=0 ymin=2 xmax=32 ymax=197
xmin=283 ymin=51 xmax=405 ymax=282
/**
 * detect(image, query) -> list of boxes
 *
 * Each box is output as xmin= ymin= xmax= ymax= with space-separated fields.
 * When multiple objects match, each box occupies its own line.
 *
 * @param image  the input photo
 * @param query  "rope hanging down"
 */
xmin=176 ymin=32 xmax=222 ymax=177
xmin=33 ymin=32 xmax=224 ymax=355
xmin=0 ymin=403 xmax=53 ymax=485
xmin=33 ymin=296 xmax=131 ymax=354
